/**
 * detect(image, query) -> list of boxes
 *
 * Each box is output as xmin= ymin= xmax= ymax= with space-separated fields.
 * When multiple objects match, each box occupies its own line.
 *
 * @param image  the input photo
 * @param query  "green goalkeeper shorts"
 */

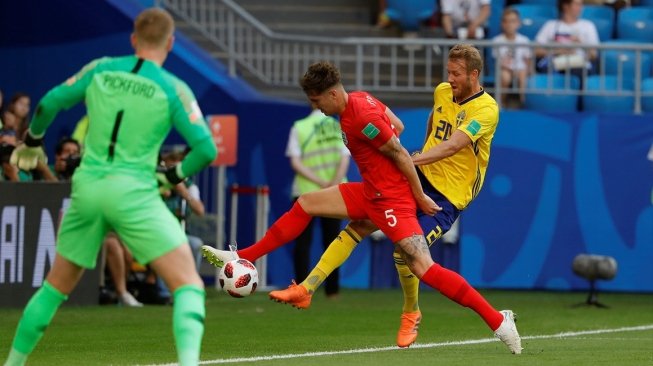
xmin=56 ymin=169 xmax=186 ymax=268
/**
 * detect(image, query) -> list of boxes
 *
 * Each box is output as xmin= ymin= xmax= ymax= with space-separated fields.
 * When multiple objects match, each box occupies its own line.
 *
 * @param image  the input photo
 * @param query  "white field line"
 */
xmin=146 ymin=323 xmax=653 ymax=366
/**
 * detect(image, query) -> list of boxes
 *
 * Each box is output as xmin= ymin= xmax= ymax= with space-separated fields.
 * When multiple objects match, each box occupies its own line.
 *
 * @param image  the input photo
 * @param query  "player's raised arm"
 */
xmin=30 ymin=59 xmax=102 ymax=138
xmin=11 ymin=59 xmax=100 ymax=170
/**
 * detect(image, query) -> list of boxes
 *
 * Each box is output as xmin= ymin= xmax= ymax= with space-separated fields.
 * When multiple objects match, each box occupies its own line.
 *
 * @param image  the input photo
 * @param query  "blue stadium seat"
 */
xmin=581 ymin=5 xmax=615 ymax=41
xmin=511 ymin=4 xmax=557 ymax=39
xmin=642 ymin=78 xmax=653 ymax=113
xmin=485 ymin=0 xmax=508 ymax=84
xmin=582 ymin=75 xmax=634 ymax=113
xmin=602 ymin=49 xmax=652 ymax=80
xmin=487 ymin=0 xmax=506 ymax=38
xmin=581 ymin=5 xmax=614 ymax=20
xmin=518 ymin=0 xmax=556 ymax=4
xmin=483 ymin=47 xmax=497 ymax=86
xmin=616 ymin=7 xmax=653 ymax=43
xmin=524 ymin=74 xmax=580 ymax=112
xmin=385 ymin=0 xmax=436 ymax=31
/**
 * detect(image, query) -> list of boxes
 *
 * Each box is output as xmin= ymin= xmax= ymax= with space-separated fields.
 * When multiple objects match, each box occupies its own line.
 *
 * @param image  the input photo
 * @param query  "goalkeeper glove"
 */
xmin=10 ymin=132 xmax=47 ymax=170
xmin=156 ymin=164 xmax=185 ymax=191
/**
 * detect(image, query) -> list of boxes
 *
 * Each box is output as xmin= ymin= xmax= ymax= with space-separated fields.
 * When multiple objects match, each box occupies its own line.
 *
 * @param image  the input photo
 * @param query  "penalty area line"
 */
xmin=146 ymin=323 xmax=653 ymax=365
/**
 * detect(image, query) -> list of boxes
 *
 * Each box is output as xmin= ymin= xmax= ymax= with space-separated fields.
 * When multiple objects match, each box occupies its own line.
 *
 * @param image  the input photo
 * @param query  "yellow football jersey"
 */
xmin=419 ymin=82 xmax=499 ymax=210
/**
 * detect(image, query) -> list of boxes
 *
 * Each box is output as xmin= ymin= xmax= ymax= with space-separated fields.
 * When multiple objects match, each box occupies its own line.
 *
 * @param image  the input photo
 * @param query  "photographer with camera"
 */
xmin=0 ymin=128 xmax=19 ymax=181
xmin=52 ymin=137 xmax=81 ymax=181
xmin=1 ymin=125 xmax=56 ymax=182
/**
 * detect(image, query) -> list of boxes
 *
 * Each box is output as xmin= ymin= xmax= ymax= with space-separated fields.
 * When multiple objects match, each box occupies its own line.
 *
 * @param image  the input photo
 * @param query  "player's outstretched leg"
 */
xmin=494 ymin=310 xmax=522 ymax=354
xmin=204 ymin=201 xmax=314 ymax=270
xmin=396 ymin=236 xmax=523 ymax=355
xmin=269 ymin=280 xmax=313 ymax=309
xmin=420 ymin=262 xmax=523 ymax=354
xmin=201 ymin=245 xmax=239 ymax=268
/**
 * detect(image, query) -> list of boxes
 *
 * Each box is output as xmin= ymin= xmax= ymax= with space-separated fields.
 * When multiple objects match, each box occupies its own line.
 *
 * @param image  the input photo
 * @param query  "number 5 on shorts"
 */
xmin=385 ymin=209 xmax=397 ymax=227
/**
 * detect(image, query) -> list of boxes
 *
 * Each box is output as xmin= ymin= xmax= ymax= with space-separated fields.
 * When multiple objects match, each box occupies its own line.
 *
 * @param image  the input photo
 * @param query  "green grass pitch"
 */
xmin=0 ymin=289 xmax=651 ymax=365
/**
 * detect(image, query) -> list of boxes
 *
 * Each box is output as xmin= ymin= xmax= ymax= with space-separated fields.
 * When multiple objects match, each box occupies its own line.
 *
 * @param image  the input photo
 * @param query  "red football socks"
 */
xmin=238 ymin=201 xmax=312 ymax=262
xmin=421 ymin=263 xmax=504 ymax=331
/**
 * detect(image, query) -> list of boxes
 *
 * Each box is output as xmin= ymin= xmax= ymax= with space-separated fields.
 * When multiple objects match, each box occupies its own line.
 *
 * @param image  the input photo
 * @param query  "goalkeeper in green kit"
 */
xmin=4 ymin=8 xmax=216 ymax=366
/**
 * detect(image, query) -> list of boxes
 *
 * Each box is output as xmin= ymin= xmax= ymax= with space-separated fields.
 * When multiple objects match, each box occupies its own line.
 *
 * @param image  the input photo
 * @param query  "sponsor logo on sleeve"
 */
xmin=188 ymin=100 xmax=204 ymax=123
xmin=362 ymin=123 xmax=380 ymax=139
xmin=466 ymin=119 xmax=481 ymax=136
xmin=65 ymin=76 xmax=77 ymax=86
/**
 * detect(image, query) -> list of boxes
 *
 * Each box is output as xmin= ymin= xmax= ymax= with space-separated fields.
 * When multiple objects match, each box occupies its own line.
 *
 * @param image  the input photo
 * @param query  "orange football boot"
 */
xmin=396 ymin=310 xmax=422 ymax=348
xmin=269 ymin=280 xmax=313 ymax=309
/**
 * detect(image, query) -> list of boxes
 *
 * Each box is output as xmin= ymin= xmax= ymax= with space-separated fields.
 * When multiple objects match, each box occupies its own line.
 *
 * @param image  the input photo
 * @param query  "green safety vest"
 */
xmin=293 ymin=114 xmax=347 ymax=195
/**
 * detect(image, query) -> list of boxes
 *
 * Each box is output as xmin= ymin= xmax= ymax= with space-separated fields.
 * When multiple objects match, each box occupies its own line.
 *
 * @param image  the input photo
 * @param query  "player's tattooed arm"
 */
xmin=379 ymin=137 xmax=440 ymax=216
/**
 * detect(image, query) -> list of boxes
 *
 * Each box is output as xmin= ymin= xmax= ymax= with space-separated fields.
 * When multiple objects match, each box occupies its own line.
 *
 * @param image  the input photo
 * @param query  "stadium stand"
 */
xmin=581 ymin=5 xmax=615 ymax=41
xmin=616 ymin=6 xmax=653 ymax=42
xmin=602 ymin=47 xmax=652 ymax=80
xmin=642 ymin=77 xmax=653 ymax=113
xmin=384 ymin=0 xmax=437 ymax=31
xmin=510 ymin=4 xmax=557 ymax=39
xmin=518 ymin=0 xmax=556 ymax=5
xmin=524 ymin=73 xmax=580 ymax=111
xmin=486 ymin=0 xmax=505 ymax=38
xmin=582 ymin=75 xmax=634 ymax=112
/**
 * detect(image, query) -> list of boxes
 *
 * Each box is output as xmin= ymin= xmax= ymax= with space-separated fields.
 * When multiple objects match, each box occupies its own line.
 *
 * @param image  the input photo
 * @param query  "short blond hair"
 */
xmin=134 ymin=8 xmax=174 ymax=48
xmin=449 ymin=44 xmax=484 ymax=75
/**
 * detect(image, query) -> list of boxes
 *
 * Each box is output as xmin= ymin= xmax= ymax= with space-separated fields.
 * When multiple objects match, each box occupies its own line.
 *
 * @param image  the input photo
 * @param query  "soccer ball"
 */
xmin=219 ymin=259 xmax=259 ymax=298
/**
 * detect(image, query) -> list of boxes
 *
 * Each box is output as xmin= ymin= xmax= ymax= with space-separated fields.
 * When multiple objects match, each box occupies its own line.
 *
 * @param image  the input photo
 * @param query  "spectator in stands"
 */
xmin=534 ymin=0 xmax=599 ymax=76
xmin=376 ymin=0 xmax=393 ymax=28
xmin=141 ymin=146 xmax=208 ymax=305
xmin=6 ymin=92 xmax=31 ymax=139
xmin=160 ymin=147 xmax=206 ymax=270
xmin=0 ymin=89 xmax=4 ymax=128
xmin=285 ymin=107 xmax=350 ymax=298
xmin=441 ymin=0 xmax=491 ymax=39
xmin=0 ymin=128 xmax=18 ymax=181
xmin=103 ymin=233 xmax=143 ymax=307
xmin=1 ymin=110 xmax=18 ymax=134
xmin=492 ymin=8 xmax=532 ymax=107
xmin=52 ymin=137 xmax=81 ymax=181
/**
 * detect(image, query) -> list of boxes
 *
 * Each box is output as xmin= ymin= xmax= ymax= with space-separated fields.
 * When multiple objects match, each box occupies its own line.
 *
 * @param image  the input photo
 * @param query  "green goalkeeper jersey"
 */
xmin=30 ymin=55 xmax=216 ymax=179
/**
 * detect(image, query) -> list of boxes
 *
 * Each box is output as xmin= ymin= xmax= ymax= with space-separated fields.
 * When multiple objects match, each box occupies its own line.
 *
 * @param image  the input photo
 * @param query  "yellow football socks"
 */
xmin=394 ymin=251 xmax=420 ymax=313
xmin=302 ymin=225 xmax=361 ymax=294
